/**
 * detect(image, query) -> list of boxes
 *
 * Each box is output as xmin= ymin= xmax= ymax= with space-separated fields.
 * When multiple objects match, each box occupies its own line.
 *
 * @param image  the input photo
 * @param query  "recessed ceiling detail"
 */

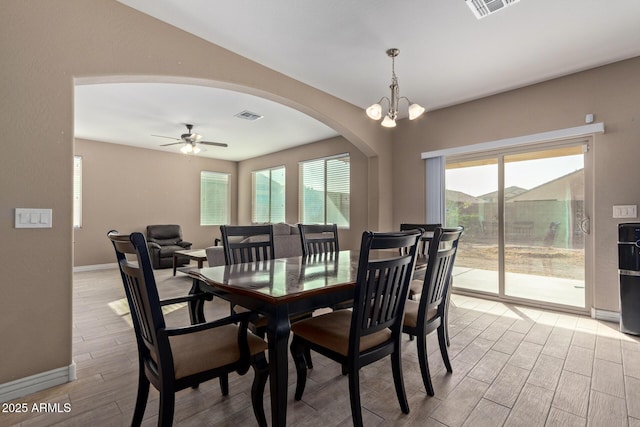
xmin=465 ymin=0 xmax=521 ymax=19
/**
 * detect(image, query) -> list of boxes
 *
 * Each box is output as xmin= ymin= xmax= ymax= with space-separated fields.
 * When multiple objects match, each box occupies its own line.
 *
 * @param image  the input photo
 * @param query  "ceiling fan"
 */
xmin=152 ymin=124 xmax=228 ymax=154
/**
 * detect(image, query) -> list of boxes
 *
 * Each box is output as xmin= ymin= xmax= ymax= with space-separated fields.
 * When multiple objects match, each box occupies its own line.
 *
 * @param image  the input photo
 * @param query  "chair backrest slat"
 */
xmin=221 ymin=225 xmax=275 ymax=265
xmin=298 ymin=223 xmax=339 ymax=257
xmin=351 ymin=231 xmax=421 ymax=347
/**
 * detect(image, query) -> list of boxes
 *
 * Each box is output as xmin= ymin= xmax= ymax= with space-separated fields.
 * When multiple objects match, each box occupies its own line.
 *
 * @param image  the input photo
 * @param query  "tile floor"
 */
xmin=2 ymin=266 xmax=640 ymax=426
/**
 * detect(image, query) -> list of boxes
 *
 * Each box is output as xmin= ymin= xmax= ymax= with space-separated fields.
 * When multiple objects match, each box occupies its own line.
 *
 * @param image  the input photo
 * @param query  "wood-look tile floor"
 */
xmin=3 ymin=266 xmax=640 ymax=426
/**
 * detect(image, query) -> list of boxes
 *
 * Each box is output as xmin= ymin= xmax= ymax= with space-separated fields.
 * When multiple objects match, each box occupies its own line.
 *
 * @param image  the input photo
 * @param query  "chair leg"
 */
xmin=444 ymin=278 xmax=452 ymax=347
xmin=290 ymin=337 xmax=308 ymax=400
xmin=251 ymin=353 xmax=269 ymax=427
xmin=132 ymin=369 xmax=150 ymax=426
xmin=219 ymin=373 xmax=229 ymax=396
xmin=158 ymin=390 xmax=175 ymax=427
xmin=391 ymin=350 xmax=410 ymax=414
xmin=303 ymin=347 xmax=314 ymax=369
xmin=348 ymin=368 xmax=364 ymax=427
xmin=416 ymin=334 xmax=435 ymax=396
xmin=437 ymin=325 xmax=452 ymax=373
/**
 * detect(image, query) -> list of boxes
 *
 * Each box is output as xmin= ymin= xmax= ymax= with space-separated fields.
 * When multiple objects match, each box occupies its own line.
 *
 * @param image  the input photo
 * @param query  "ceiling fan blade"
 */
xmin=160 ymin=142 xmax=183 ymax=147
xmin=199 ymin=141 xmax=228 ymax=148
xmin=151 ymin=134 xmax=181 ymax=141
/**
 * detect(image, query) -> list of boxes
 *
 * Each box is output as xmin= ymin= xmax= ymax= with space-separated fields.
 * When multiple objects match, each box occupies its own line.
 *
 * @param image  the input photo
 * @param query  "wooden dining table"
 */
xmin=187 ymin=250 xmax=362 ymax=427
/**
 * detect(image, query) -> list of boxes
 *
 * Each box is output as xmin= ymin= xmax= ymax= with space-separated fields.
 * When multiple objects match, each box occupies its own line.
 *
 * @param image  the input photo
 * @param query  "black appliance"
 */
xmin=618 ymin=223 xmax=640 ymax=335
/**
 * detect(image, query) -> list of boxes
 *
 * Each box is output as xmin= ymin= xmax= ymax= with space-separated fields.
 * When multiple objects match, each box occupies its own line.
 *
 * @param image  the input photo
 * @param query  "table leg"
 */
xmin=266 ymin=305 xmax=292 ymax=427
xmin=188 ymin=278 xmax=206 ymax=324
xmin=172 ymin=254 xmax=178 ymax=276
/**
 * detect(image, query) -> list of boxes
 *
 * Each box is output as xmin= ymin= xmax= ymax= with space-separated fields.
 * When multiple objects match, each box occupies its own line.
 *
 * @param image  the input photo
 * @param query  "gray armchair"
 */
xmin=146 ymin=224 xmax=192 ymax=269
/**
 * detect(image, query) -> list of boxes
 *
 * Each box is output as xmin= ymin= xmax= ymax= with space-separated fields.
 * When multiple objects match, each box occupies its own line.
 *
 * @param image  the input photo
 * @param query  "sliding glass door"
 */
xmin=445 ymin=158 xmax=499 ymax=294
xmin=445 ymin=143 xmax=588 ymax=309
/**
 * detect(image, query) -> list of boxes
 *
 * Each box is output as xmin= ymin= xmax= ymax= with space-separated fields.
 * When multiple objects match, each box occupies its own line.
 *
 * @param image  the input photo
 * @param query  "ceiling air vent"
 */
xmin=465 ymin=0 xmax=520 ymax=19
xmin=234 ymin=110 xmax=264 ymax=121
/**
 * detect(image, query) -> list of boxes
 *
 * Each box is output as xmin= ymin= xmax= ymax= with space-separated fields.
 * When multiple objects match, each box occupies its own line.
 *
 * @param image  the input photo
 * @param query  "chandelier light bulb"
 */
xmin=408 ymin=103 xmax=425 ymax=120
xmin=181 ymin=144 xmax=193 ymax=154
xmin=366 ymin=103 xmax=383 ymax=120
xmin=193 ymin=145 xmax=201 ymax=154
xmin=381 ymin=115 xmax=396 ymax=128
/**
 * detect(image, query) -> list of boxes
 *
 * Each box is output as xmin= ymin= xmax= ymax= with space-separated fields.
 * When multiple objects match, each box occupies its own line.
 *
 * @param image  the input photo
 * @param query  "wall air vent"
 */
xmin=465 ymin=0 xmax=520 ymax=19
xmin=234 ymin=110 xmax=264 ymax=121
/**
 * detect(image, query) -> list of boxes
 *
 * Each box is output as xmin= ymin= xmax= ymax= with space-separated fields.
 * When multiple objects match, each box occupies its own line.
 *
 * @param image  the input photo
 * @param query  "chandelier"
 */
xmin=365 ymin=48 xmax=425 ymax=128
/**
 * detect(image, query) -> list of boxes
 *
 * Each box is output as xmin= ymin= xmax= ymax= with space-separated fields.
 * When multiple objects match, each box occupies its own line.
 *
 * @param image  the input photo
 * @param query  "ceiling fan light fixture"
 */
xmin=154 ymin=124 xmax=228 ymax=153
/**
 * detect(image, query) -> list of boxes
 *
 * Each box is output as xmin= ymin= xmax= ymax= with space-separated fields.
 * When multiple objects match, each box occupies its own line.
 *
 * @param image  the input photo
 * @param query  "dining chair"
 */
xmin=107 ymin=230 xmax=269 ymax=427
xmin=220 ymin=224 xmax=314 ymax=369
xmin=399 ymin=223 xmax=441 ymax=300
xmin=402 ymin=226 xmax=463 ymax=396
xmin=220 ymin=224 xmax=275 ymax=332
xmin=298 ymin=223 xmax=348 ymax=314
xmin=290 ymin=229 xmax=422 ymax=427
xmin=298 ymin=223 xmax=339 ymax=256
xmin=220 ymin=224 xmax=275 ymax=265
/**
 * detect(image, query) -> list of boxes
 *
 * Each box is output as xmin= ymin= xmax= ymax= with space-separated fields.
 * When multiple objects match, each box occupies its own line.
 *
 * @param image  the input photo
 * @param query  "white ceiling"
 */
xmin=75 ymin=0 xmax=640 ymax=161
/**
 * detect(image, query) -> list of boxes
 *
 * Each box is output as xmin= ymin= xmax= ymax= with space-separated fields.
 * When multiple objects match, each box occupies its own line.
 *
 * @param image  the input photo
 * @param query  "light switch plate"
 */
xmin=15 ymin=208 xmax=53 ymax=228
xmin=613 ymin=205 xmax=637 ymax=219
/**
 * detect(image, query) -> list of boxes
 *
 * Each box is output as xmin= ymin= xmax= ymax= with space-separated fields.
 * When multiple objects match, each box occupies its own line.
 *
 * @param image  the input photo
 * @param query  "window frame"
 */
xmin=73 ymin=155 xmax=82 ymax=229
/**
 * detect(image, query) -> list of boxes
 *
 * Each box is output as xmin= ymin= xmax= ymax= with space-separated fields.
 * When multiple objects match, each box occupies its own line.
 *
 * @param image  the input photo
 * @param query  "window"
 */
xmin=200 ymin=171 xmax=230 ymax=225
xmin=299 ymin=154 xmax=350 ymax=226
xmin=252 ymin=166 xmax=285 ymax=223
xmin=73 ymin=156 xmax=82 ymax=228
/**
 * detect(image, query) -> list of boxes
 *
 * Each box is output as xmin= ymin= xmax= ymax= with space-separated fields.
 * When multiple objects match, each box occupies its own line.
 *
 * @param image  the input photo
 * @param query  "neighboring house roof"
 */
xmin=448 ymin=169 xmax=584 ymax=204
xmin=446 ymin=189 xmax=484 ymax=204
xmin=478 ymin=186 xmax=528 ymax=202
xmin=509 ymin=169 xmax=584 ymax=202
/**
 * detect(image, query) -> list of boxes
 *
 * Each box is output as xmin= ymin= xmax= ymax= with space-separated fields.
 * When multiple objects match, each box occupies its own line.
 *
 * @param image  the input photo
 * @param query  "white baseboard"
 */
xmin=73 ymin=263 xmax=117 ymax=272
xmin=591 ymin=307 xmax=620 ymax=323
xmin=0 ymin=363 xmax=76 ymax=403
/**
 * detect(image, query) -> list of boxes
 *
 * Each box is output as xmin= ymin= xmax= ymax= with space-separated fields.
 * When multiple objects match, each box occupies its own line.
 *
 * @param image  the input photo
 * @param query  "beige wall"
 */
xmin=74 ymin=135 xmax=368 ymax=266
xmin=73 ymin=139 xmax=237 ymax=266
xmin=392 ymin=56 xmax=640 ymax=313
xmin=238 ymin=136 xmax=369 ymax=250
xmin=1 ymin=0 xmax=391 ymax=385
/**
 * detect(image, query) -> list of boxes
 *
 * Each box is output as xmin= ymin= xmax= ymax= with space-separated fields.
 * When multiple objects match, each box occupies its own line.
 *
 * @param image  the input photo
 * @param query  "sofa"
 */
xmin=146 ymin=224 xmax=192 ymax=269
xmin=206 ymin=223 xmax=303 ymax=267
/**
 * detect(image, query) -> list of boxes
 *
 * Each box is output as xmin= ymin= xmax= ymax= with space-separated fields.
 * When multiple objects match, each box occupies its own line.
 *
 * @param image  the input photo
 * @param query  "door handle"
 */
xmin=579 ymin=217 xmax=590 ymax=235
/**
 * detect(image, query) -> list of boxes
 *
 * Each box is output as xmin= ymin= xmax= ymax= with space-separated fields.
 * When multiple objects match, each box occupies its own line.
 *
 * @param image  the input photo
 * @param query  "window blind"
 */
xmin=299 ymin=154 xmax=350 ymax=226
xmin=200 ymin=171 xmax=230 ymax=226
xmin=252 ymin=166 xmax=285 ymax=223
